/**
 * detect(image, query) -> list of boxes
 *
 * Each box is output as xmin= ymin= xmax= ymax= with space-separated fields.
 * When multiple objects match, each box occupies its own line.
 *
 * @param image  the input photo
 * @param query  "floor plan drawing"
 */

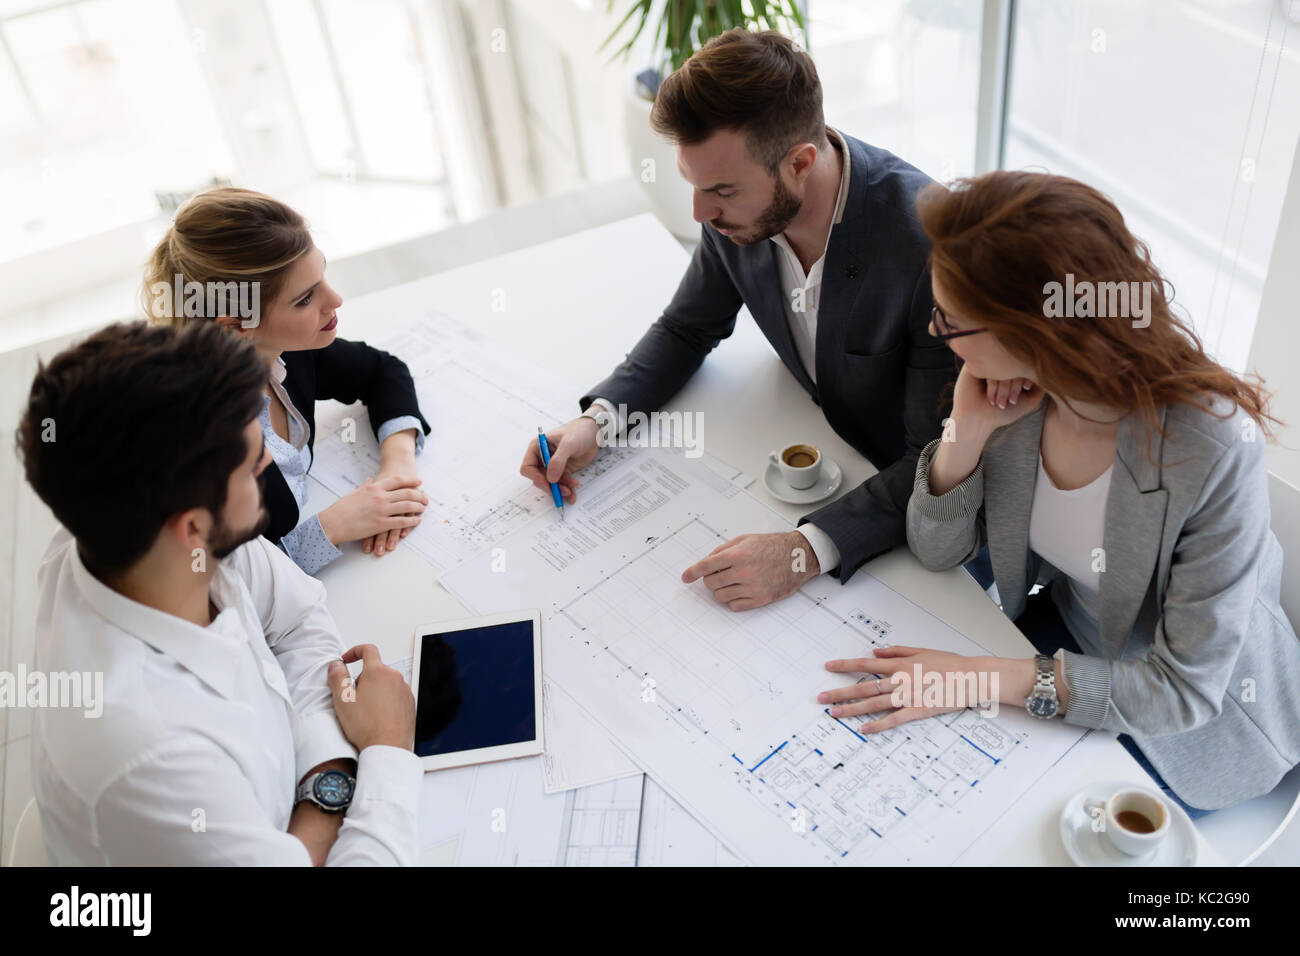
xmin=442 ymin=447 xmax=1091 ymax=865
xmin=551 ymin=514 xmax=1030 ymax=863
xmin=312 ymin=311 xmax=746 ymax=573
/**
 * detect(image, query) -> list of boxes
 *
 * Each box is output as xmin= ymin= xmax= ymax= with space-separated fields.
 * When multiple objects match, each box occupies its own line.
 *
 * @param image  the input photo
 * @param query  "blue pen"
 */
xmin=537 ymin=427 xmax=565 ymax=520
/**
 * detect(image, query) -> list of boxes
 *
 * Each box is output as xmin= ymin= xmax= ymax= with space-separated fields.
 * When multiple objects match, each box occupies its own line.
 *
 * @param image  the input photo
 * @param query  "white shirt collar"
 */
xmin=68 ymin=541 xmax=248 ymax=700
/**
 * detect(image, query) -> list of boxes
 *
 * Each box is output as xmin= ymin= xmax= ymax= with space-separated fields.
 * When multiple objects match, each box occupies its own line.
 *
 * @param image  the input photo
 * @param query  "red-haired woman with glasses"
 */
xmin=818 ymin=170 xmax=1300 ymax=817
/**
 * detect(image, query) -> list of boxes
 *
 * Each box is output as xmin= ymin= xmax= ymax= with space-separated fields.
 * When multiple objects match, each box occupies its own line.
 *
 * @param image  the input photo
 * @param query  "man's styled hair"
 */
xmin=650 ymin=27 xmax=826 ymax=173
xmin=16 ymin=320 xmax=268 ymax=577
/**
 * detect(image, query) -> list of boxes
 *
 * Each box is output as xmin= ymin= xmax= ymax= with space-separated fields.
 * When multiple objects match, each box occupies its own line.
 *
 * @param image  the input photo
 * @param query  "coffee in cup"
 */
xmin=770 ymin=442 xmax=822 ymax=490
xmin=1083 ymin=786 xmax=1170 ymax=857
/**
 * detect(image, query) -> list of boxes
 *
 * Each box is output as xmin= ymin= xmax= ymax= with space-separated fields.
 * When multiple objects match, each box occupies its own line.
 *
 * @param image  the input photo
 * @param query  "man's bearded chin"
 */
xmin=208 ymin=505 xmax=270 ymax=561
xmin=721 ymin=175 xmax=803 ymax=245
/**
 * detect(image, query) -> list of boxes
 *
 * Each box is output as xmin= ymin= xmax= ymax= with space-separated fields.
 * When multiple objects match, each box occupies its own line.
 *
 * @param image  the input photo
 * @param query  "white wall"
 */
xmin=1247 ymin=135 xmax=1300 ymax=487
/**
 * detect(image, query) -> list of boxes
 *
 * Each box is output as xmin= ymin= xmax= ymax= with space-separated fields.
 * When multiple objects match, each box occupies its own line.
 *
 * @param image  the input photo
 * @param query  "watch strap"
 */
xmin=1025 ymin=653 xmax=1059 ymax=718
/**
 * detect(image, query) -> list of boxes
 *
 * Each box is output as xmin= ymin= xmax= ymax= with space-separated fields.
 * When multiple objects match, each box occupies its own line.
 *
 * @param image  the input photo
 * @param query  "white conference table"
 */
xmin=309 ymin=212 xmax=1224 ymax=866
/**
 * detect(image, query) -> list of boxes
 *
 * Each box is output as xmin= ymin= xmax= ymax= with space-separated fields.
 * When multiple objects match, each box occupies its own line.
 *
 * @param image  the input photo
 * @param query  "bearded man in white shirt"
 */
xmin=17 ymin=319 xmax=421 ymax=866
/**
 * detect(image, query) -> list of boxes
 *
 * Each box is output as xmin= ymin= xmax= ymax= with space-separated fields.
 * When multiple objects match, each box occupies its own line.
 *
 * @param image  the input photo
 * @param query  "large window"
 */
xmin=811 ymin=0 xmax=985 ymax=182
xmin=2 ymin=0 xmax=1297 ymax=369
xmin=267 ymin=0 xmax=445 ymax=184
xmin=0 ymin=0 xmax=233 ymax=262
xmin=811 ymin=0 xmax=1300 ymax=371
xmin=1003 ymin=0 xmax=1300 ymax=371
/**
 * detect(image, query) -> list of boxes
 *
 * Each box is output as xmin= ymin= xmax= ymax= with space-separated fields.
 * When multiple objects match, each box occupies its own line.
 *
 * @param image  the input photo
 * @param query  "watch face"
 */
xmin=1026 ymin=694 xmax=1058 ymax=718
xmin=314 ymin=770 xmax=354 ymax=808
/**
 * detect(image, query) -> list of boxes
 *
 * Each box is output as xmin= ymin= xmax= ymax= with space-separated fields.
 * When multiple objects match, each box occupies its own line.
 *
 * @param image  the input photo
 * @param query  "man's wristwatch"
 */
xmin=295 ymin=769 xmax=356 ymax=813
xmin=1024 ymin=654 xmax=1060 ymax=718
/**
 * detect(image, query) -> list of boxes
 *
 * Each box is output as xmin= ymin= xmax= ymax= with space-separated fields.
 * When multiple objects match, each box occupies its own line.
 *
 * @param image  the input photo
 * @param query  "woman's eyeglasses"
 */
xmin=929 ymin=304 xmax=987 ymax=342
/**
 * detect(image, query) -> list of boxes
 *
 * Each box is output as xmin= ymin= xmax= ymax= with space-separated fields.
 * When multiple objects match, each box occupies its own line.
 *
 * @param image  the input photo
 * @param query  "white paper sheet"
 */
xmin=416 ymin=755 xmax=645 ymax=866
xmin=319 ymin=310 xmax=744 ymax=794
xmin=310 ymin=309 xmax=748 ymax=573
xmin=540 ymin=678 xmax=641 ymax=793
xmin=440 ymin=446 xmax=1092 ymax=866
xmin=447 ymin=756 xmax=569 ymax=866
xmin=636 ymin=775 xmax=743 ymax=867
xmin=391 ymin=653 xmax=641 ymax=794
xmin=311 ymin=310 xmax=599 ymax=573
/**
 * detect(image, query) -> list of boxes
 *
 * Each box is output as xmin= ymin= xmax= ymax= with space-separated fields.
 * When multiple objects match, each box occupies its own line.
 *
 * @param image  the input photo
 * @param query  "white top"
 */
xmin=1027 ymin=451 xmax=1113 ymax=630
xmin=31 ymin=527 xmax=423 ymax=865
xmin=593 ymin=129 xmax=852 ymax=574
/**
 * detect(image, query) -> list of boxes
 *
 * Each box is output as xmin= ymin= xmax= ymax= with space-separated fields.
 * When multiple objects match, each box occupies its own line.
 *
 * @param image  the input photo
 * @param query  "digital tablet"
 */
xmin=410 ymin=609 xmax=544 ymax=772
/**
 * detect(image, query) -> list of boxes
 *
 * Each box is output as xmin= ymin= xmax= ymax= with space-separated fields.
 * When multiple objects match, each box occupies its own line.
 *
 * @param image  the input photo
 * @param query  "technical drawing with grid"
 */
xmin=553 ymin=515 xmax=1029 ymax=862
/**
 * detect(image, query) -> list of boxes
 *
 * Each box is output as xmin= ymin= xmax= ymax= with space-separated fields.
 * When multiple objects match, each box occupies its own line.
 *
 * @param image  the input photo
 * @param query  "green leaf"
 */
xmin=599 ymin=0 xmax=652 ymax=61
xmin=602 ymin=0 xmax=811 ymax=69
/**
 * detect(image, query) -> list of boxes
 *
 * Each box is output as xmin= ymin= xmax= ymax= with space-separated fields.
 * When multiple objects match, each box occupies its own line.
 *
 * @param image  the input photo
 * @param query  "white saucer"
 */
xmin=763 ymin=456 xmax=842 ymax=504
xmin=1059 ymin=779 xmax=1199 ymax=866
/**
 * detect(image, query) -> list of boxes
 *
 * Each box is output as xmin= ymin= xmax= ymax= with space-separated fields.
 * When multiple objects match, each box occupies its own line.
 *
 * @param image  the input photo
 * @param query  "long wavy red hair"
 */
xmin=917 ymin=170 xmax=1279 ymax=443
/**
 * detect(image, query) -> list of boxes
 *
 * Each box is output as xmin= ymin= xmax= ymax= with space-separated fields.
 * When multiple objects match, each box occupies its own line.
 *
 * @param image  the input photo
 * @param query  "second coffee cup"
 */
xmin=770 ymin=442 xmax=822 ymax=490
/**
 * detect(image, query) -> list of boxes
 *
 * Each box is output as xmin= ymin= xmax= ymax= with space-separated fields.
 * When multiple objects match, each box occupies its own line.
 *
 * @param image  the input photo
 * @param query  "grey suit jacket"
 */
xmin=907 ymin=396 xmax=1300 ymax=809
xmin=582 ymin=130 xmax=956 ymax=581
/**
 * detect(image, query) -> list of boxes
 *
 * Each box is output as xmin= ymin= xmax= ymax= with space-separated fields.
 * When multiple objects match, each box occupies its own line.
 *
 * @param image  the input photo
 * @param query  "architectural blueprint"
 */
xmin=309 ymin=310 xmax=626 ymax=572
xmin=441 ymin=447 xmax=1092 ymax=866
xmin=310 ymin=309 xmax=749 ymax=572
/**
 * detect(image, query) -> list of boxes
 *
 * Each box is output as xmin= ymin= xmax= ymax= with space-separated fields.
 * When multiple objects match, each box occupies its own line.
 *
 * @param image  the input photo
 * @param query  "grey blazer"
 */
xmin=906 ymin=396 xmax=1300 ymax=809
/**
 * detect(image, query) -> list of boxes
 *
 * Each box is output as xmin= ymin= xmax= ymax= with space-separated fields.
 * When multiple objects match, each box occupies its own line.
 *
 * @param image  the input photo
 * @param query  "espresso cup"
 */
xmin=1083 ymin=786 xmax=1170 ymax=857
xmin=770 ymin=442 xmax=822 ymax=490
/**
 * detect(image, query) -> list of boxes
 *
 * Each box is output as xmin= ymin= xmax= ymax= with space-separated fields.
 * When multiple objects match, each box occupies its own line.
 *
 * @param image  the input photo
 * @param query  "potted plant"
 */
xmin=603 ymin=0 xmax=808 ymax=239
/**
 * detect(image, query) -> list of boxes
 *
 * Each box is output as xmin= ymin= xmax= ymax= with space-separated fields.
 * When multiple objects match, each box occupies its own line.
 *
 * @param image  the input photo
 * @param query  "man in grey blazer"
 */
xmin=521 ymin=29 xmax=965 ymax=610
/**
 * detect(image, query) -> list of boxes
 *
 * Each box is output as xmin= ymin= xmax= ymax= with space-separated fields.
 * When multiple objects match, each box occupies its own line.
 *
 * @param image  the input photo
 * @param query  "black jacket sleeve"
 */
xmin=580 ymin=225 xmax=743 ymax=414
xmin=312 ymin=337 xmax=431 ymax=443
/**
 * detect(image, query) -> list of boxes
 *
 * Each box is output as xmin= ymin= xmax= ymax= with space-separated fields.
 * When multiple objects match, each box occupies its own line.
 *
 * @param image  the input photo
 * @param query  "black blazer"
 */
xmin=262 ymin=337 xmax=431 ymax=544
xmin=581 ymin=130 xmax=956 ymax=582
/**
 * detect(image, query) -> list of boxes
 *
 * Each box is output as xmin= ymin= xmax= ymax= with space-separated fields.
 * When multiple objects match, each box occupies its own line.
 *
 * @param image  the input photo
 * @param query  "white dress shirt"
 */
xmin=32 ymin=526 xmax=422 ymax=866
xmin=768 ymin=127 xmax=852 ymax=388
xmin=592 ymin=129 xmax=851 ymax=574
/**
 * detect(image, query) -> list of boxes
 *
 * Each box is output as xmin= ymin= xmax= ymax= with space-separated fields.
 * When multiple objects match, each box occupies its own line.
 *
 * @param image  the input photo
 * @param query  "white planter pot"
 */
xmin=623 ymin=79 xmax=700 ymax=240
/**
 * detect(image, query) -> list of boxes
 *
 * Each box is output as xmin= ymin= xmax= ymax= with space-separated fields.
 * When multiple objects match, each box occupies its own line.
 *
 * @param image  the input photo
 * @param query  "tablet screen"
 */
xmin=414 ymin=619 xmax=537 ymax=759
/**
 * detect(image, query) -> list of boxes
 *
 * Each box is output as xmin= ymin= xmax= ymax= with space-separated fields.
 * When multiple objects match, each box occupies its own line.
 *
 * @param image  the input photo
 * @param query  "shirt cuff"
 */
xmin=353 ymin=746 xmax=423 ymax=820
xmin=911 ymin=437 xmax=984 ymax=521
xmin=295 ymin=710 xmax=359 ymax=782
xmin=339 ymin=745 xmax=424 ymax=867
xmin=589 ymin=397 xmax=627 ymax=437
xmin=281 ymin=513 xmax=344 ymax=576
xmin=795 ymin=522 xmax=841 ymax=574
xmin=377 ymin=415 xmax=425 ymax=456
